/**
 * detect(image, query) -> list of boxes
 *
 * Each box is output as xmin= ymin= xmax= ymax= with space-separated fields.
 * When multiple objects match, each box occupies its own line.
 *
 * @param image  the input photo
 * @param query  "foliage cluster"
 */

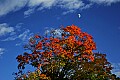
xmin=14 ymin=25 xmax=118 ymax=80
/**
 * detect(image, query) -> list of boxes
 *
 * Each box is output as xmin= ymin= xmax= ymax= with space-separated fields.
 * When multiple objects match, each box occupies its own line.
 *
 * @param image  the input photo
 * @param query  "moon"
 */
xmin=78 ymin=14 xmax=81 ymax=18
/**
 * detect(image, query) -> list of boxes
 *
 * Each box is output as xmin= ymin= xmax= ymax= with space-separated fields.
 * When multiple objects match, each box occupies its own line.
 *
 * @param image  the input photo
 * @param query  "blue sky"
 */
xmin=0 ymin=0 xmax=120 ymax=79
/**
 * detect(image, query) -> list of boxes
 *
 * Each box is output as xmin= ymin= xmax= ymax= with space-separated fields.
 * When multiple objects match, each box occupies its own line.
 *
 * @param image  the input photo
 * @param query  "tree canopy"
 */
xmin=14 ymin=25 xmax=117 ymax=80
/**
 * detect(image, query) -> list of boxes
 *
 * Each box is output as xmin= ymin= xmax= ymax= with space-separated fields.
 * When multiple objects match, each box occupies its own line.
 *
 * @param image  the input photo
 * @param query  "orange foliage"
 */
xmin=16 ymin=25 xmax=97 ymax=70
xmin=15 ymin=25 xmax=114 ymax=80
xmin=16 ymin=26 xmax=95 ymax=79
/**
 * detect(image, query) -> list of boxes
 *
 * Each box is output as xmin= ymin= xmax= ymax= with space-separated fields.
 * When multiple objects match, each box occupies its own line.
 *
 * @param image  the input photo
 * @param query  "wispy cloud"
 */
xmin=0 ymin=23 xmax=14 ymax=36
xmin=112 ymin=63 xmax=120 ymax=77
xmin=89 ymin=0 xmax=120 ymax=5
xmin=18 ymin=29 xmax=31 ymax=41
xmin=44 ymin=27 xmax=63 ymax=38
xmin=24 ymin=8 xmax=35 ymax=17
xmin=62 ymin=10 xmax=75 ymax=15
xmin=0 ymin=0 xmax=120 ymax=17
xmin=15 ymin=30 xmax=33 ymax=46
xmin=2 ymin=28 xmax=32 ymax=42
xmin=28 ymin=0 xmax=56 ymax=8
xmin=25 ymin=0 xmax=85 ymax=16
xmin=0 ymin=0 xmax=27 ymax=16
xmin=58 ymin=0 xmax=84 ymax=10
xmin=0 ymin=48 xmax=5 ymax=56
xmin=2 ymin=35 xmax=17 ymax=41
xmin=81 ymin=3 xmax=93 ymax=10
xmin=0 ymin=23 xmax=33 ymax=46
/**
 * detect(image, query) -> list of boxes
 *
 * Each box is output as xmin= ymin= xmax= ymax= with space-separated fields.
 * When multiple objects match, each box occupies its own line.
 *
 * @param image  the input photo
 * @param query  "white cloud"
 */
xmin=1 ymin=23 xmax=33 ymax=42
xmin=2 ymin=29 xmax=32 ymax=42
xmin=18 ymin=29 xmax=30 ymax=41
xmin=24 ymin=0 xmax=56 ymax=16
xmin=1 ymin=27 xmax=33 ymax=47
xmin=89 ymin=0 xmax=120 ymax=5
xmin=2 ymin=35 xmax=17 ymax=41
xmin=54 ymin=29 xmax=63 ymax=35
xmin=0 ymin=23 xmax=14 ymax=36
xmin=25 ymin=0 xmax=85 ymax=16
xmin=0 ymin=48 xmax=5 ymax=55
xmin=62 ymin=10 xmax=75 ymax=15
xmin=28 ymin=0 xmax=56 ymax=8
xmin=44 ymin=28 xmax=63 ymax=38
xmin=0 ymin=0 xmax=27 ymax=16
xmin=112 ymin=63 xmax=120 ymax=77
xmin=24 ymin=8 xmax=35 ymax=17
xmin=58 ymin=0 xmax=84 ymax=10
xmin=0 ymin=0 xmax=120 ymax=17
xmin=114 ymin=72 xmax=120 ymax=77
xmin=15 ymin=23 xmax=24 ymax=32
xmin=81 ymin=3 xmax=93 ymax=10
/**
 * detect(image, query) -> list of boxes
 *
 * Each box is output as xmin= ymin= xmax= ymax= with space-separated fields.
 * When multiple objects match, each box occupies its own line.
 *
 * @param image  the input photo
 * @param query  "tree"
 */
xmin=14 ymin=25 xmax=113 ymax=80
